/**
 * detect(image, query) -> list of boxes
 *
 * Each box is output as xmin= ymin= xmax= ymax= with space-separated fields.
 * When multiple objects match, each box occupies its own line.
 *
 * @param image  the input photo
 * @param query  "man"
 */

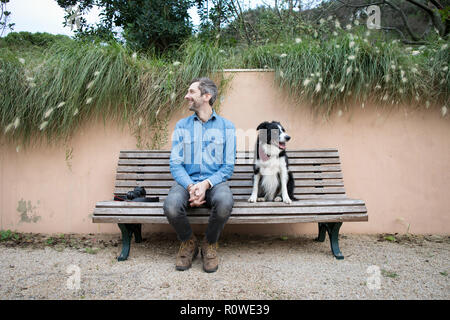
xmin=163 ymin=77 xmax=236 ymax=273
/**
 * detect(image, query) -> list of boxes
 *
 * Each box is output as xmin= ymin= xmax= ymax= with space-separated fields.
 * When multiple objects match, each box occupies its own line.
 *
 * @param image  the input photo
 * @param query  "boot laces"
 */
xmin=178 ymin=239 xmax=195 ymax=256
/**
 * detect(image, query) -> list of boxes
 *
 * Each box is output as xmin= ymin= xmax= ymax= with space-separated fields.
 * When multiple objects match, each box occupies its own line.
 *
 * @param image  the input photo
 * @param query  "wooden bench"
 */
xmin=92 ymin=149 xmax=368 ymax=261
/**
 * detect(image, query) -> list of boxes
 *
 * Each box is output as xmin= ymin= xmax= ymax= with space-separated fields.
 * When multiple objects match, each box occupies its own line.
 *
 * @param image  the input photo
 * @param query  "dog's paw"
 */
xmin=283 ymin=197 xmax=292 ymax=204
xmin=274 ymin=196 xmax=282 ymax=202
xmin=248 ymin=195 xmax=257 ymax=203
xmin=257 ymin=197 xmax=266 ymax=202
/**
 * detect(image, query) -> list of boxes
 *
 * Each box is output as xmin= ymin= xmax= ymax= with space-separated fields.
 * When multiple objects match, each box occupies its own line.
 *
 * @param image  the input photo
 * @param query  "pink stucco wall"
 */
xmin=1 ymin=71 xmax=449 ymax=235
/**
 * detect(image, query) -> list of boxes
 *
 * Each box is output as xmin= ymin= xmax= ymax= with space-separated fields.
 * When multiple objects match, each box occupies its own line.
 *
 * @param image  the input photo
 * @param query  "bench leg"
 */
xmin=315 ymin=223 xmax=327 ymax=242
xmin=316 ymin=222 xmax=344 ymax=260
xmin=130 ymin=223 xmax=142 ymax=243
xmin=118 ymin=223 xmax=133 ymax=261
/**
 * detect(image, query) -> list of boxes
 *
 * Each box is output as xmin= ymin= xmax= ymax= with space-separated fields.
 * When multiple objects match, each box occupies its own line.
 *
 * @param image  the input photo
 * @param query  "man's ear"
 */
xmin=257 ymin=122 xmax=269 ymax=130
xmin=203 ymin=93 xmax=212 ymax=104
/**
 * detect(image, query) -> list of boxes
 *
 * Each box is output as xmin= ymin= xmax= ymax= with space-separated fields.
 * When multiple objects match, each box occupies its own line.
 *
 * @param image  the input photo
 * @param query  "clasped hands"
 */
xmin=188 ymin=180 xmax=211 ymax=207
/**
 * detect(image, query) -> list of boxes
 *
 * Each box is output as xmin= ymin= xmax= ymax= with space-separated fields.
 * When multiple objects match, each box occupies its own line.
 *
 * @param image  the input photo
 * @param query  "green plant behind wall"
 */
xmin=0 ymin=31 xmax=448 ymax=148
xmin=0 ymin=36 xmax=228 ymax=148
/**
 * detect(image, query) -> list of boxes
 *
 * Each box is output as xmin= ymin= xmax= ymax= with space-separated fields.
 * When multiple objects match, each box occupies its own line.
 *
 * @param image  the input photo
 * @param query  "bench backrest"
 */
xmin=114 ymin=149 xmax=347 ymax=201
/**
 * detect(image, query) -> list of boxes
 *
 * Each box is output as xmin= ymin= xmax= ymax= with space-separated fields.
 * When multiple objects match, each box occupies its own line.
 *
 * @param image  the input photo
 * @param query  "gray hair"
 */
xmin=190 ymin=77 xmax=218 ymax=106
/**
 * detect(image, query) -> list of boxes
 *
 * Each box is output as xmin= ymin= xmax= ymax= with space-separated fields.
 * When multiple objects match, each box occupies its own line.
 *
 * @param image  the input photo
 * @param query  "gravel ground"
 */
xmin=0 ymin=233 xmax=448 ymax=300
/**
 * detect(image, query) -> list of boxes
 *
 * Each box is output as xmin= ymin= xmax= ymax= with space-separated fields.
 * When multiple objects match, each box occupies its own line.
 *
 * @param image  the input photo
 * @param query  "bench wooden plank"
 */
xmin=93 ymin=213 xmax=368 ymax=224
xmin=93 ymin=205 xmax=367 ymax=216
xmin=119 ymin=151 xmax=340 ymax=159
xmin=115 ymin=167 xmax=343 ymax=180
xmin=118 ymin=158 xmax=341 ymax=165
xmin=96 ymin=198 xmax=366 ymax=208
xmin=113 ymin=186 xmax=347 ymax=195
xmin=119 ymin=149 xmax=339 ymax=154
xmin=116 ymin=172 xmax=343 ymax=180
xmin=115 ymin=179 xmax=344 ymax=188
xmin=116 ymin=165 xmax=341 ymax=173
xmin=111 ymin=194 xmax=349 ymax=201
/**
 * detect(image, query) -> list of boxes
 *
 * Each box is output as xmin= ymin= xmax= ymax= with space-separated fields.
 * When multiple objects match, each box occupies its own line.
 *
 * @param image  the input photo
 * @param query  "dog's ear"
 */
xmin=257 ymin=121 xmax=269 ymax=131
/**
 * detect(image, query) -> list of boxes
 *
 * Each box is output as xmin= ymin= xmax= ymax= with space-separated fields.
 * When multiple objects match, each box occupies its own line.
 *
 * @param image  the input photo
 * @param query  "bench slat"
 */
xmin=113 ymin=186 xmax=346 ymax=195
xmin=119 ymin=151 xmax=340 ymax=159
xmin=116 ymin=164 xmax=341 ymax=173
xmin=115 ymin=179 xmax=344 ymax=188
xmin=93 ymin=205 xmax=366 ymax=216
xmin=95 ymin=198 xmax=365 ymax=208
xmin=93 ymin=213 xmax=368 ymax=224
xmin=116 ymin=172 xmax=344 ymax=182
xmin=111 ymin=194 xmax=349 ymax=201
xmin=119 ymin=148 xmax=338 ymax=154
xmin=115 ymin=166 xmax=342 ymax=180
xmin=118 ymin=158 xmax=340 ymax=166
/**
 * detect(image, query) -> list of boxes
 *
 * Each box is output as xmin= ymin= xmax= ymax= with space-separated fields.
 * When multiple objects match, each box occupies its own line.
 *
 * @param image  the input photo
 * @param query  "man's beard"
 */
xmin=188 ymin=100 xmax=201 ymax=111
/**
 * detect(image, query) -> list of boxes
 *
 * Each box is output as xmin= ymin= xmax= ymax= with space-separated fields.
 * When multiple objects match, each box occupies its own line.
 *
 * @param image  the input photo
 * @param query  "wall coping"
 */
xmin=221 ymin=69 xmax=275 ymax=72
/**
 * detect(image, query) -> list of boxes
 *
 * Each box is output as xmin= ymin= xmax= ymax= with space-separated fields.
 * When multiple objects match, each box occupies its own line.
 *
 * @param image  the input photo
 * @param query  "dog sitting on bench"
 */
xmin=248 ymin=121 xmax=296 ymax=204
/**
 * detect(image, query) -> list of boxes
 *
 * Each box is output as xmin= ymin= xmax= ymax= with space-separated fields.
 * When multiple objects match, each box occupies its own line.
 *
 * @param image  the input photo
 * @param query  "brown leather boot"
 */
xmin=175 ymin=234 xmax=198 ymax=271
xmin=201 ymin=238 xmax=219 ymax=273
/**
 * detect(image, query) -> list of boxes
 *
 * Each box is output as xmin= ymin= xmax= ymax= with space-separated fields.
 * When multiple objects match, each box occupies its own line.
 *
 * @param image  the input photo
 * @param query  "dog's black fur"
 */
xmin=248 ymin=121 xmax=296 ymax=203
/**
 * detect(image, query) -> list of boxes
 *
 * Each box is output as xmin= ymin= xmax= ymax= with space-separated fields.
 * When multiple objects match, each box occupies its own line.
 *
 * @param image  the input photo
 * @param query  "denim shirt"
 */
xmin=169 ymin=110 xmax=236 ymax=189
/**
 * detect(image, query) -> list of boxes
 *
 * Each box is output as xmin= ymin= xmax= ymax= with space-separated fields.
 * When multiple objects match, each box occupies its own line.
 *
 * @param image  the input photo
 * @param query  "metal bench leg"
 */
xmin=118 ymin=223 xmax=133 ymax=261
xmin=324 ymin=222 xmax=344 ymax=260
xmin=131 ymin=224 xmax=142 ymax=243
xmin=315 ymin=223 xmax=327 ymax=242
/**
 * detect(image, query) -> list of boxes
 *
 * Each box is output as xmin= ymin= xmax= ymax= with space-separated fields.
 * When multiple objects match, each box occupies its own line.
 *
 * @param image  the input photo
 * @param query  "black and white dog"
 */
xmin=248 ymin=121 xmax=296 ymax=204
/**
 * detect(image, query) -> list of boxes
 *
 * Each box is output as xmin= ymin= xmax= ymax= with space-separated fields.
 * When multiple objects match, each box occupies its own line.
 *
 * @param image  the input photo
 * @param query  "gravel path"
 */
xmin=0 ymin=233 xmax=448 ymax=300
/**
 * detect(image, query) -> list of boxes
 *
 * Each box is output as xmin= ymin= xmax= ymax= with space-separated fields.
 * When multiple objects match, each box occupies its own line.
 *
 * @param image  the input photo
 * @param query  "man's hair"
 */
xmin=190 ymin=77 xmax=218 ymax=106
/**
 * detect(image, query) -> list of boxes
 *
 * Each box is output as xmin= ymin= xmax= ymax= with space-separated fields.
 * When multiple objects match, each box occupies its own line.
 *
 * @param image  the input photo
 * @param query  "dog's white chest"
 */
xmin=257 ymin=157 xmax=281 ymax=195
xmin=258 ymin=157 xmax=280 ymax=176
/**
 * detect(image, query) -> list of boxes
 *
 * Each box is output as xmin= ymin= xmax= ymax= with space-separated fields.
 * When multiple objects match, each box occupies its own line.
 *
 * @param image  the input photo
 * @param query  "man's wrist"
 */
xmin=187 ymin=184 xmax=194 ymax=192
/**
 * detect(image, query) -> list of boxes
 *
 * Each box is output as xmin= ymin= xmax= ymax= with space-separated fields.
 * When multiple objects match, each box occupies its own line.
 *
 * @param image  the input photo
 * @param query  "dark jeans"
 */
xmin=163 ymin=182 xmax=234 ymax=244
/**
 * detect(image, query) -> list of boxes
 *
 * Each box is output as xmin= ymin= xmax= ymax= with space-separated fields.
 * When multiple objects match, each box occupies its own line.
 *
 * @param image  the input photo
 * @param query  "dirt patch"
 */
xmin=0 ymin=231 xmax=120 ymax=251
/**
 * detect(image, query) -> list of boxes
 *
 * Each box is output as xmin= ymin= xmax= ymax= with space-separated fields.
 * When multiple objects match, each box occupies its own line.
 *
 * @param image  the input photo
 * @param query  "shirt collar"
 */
xmin=193 ymin=109 xmax=217 ymax=123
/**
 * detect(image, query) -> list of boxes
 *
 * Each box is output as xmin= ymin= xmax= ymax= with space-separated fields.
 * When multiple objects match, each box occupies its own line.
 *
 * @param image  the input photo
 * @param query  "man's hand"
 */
xmin=188 ymin=180 xmax=211 ymax=207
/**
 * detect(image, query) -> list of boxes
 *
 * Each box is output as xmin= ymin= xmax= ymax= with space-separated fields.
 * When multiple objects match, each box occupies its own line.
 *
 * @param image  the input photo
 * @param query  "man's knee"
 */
xmin=163 ymin=185 xmax=188 ymax=219
xmin=163 ymin=199 xmax=183 ymax=220
xmin=211 ymin=187 xmax=234 ymax=219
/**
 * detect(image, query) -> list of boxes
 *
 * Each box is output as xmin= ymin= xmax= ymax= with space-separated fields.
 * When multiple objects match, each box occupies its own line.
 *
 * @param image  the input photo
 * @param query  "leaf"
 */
xmin=384 ymin=235 xmax=396 ymax=242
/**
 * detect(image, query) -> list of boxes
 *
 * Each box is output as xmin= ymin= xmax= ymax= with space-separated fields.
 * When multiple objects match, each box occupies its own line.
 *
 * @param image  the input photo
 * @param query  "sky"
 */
xmin=2 ymin=0 xmax=268 ymax=38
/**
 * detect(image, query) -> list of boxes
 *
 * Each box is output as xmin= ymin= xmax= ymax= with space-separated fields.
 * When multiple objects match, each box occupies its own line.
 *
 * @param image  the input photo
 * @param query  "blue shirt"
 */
xmin=169 ymin=109 xmax=236 ymax=189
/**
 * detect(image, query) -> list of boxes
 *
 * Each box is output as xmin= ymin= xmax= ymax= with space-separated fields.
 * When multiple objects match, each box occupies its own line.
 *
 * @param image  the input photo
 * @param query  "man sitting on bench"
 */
xmin=163 ymin=77 xmax=236 ymax=273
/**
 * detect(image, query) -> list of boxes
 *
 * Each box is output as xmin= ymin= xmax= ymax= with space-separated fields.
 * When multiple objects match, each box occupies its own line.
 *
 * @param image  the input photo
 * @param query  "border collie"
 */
xmin=248 ymin=121 xmax=296 ymax=204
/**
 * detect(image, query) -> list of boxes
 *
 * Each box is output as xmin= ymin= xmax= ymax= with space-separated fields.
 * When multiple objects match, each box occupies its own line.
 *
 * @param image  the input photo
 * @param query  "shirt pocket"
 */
xmin=203 ymin=136 xmax=224 ymax=166
xmin=181 ymin=137 xmax=195 ymax=165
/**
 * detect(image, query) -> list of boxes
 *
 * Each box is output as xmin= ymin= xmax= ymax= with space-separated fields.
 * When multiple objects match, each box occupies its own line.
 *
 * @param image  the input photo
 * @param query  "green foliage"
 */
xmin=0 ymin=33 xmax=227 ymax=148
xmin=0 ymin=31 xmax=71 ymax=49
xmin=381 ymin=269 xmax=399 ymax=279
xmin=85 ymin=247 xmax=99 ymax=254
xmin=0 ymin=29 xmax=448 ymax=148
xmin=240 ymin=28 xmax=449 ymax=115
xmin=384 ymin=235 xmax=396 ymax=242
xmin=57 ymin=0 xmax=194 ymax=54
xmin=0 ymin=229 xmax=19 ymax=241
